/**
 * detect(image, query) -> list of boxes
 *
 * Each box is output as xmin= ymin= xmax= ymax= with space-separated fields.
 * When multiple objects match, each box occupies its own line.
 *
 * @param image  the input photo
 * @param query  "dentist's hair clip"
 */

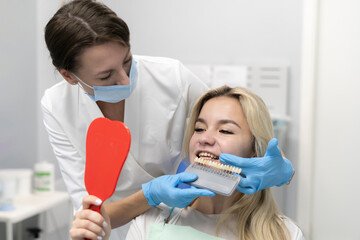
xmin=184 ymin=157 xmax=241 ymax=196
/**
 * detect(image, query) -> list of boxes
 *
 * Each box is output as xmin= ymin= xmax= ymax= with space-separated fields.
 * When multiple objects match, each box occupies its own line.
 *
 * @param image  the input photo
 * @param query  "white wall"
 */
xmin=299 ymin=0 xmax=360 ymax=239
xmin=0 ymin=1 xmax=37 ymax=169
xmin=313 ymin=0 xmax=360 ymax=239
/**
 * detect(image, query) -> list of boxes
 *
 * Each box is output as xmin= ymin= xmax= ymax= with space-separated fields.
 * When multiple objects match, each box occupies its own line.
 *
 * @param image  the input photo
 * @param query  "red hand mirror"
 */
xmin=85 ymin=117 xmax=131 ymax=212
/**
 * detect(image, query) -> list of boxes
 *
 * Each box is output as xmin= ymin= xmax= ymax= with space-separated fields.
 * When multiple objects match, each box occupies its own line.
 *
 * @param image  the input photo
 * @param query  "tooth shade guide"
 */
xmin=194 ymin=157 xmax=242 ymax=175
xmin=185 ymin=159 xmax=241 ymax=196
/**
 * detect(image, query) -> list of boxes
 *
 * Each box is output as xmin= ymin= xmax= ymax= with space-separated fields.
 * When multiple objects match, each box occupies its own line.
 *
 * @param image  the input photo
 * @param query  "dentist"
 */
xmin=41 ymin=1 xmax=293 ymax=239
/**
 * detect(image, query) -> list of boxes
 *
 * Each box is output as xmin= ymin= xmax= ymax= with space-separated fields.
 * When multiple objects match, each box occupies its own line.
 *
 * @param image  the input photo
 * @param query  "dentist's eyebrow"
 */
xmin=96 ymin=69 xmax=112 ymax=76
xmin=125 ymin=47 xmax=131 ymax=57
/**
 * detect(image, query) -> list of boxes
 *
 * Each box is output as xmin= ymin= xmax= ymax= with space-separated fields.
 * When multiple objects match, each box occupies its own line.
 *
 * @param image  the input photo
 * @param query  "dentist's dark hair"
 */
xmin=45 ymin=0 xmax=130 ymax=72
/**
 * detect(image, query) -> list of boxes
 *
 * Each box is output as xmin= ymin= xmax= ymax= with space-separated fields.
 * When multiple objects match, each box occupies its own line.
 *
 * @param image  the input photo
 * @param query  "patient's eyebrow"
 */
xmin=196 ymin=118 xmax=241 ymax=129
xmin=195 ymin=118 xmax=206 ymax=124
xmin=218 ymin=119 xmax=241 ymax=129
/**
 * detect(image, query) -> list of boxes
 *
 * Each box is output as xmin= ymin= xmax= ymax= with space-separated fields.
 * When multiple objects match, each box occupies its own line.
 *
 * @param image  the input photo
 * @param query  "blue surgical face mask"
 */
xmin=73 ymin=58 xmax=138 ymax=103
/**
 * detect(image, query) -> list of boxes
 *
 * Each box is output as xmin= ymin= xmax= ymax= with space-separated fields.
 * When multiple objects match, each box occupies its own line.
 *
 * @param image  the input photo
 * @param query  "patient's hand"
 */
xmin=70 ymin=195 xmax=111 ymax=240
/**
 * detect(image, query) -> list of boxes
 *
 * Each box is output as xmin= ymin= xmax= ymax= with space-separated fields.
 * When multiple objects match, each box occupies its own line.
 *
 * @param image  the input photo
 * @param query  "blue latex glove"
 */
xmin=142 ymin=172 xmax=215 ymax=208
xmin=219 ymin=138 xmax=293 ymax=195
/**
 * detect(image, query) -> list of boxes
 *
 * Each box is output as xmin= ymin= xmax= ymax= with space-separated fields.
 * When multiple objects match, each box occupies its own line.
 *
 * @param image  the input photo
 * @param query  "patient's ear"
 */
xmin=58 ymin=69 xmax=77 ymax=85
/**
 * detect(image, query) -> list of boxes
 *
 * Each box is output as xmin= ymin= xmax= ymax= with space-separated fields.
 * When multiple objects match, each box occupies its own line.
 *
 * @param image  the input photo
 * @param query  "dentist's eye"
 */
xmin=220 ymin=129 xmax=233 ymax=134
xmin=123 ymin=55 xmax=132 ymax=66
xmin=124 ymin=60 xmax=132 ymax=77
xmin=124 ymin=56 xmax=132 ymax=69
xmin=99 ymin=73 xmax=111 ymax=81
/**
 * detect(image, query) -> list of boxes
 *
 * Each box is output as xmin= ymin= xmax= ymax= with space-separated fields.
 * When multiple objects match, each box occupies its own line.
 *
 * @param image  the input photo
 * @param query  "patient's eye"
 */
xmin=220 ymin=129 xmax=233 ymax=134
xmin=194 ymin=127 xmax=205 ymax=132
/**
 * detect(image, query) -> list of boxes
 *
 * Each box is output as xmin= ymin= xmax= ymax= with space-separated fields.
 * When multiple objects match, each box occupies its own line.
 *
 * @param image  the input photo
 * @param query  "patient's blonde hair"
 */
xmin=183 ymin=85 xmax=290 ymax=240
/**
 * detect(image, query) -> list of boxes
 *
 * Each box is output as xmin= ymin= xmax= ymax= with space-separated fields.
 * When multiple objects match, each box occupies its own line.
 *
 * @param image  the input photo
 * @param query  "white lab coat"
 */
xmin=41 ymin=55 xmax=209 ymax=239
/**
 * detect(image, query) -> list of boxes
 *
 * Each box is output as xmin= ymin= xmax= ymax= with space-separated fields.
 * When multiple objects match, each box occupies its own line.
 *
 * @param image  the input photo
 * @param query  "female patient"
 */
xmin=71 ymin=86 xmax=304 ymax=240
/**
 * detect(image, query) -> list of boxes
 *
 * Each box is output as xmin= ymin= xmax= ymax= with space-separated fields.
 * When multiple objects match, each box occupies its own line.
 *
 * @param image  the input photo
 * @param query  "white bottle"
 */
xmin=34 ymin=161 xmax=55 ymax=194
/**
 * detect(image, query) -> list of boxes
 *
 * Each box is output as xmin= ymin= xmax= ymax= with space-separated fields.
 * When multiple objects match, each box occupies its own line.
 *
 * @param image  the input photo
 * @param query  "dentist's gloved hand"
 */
xmin=219 ymin=138 xmax=293 ymax=195
xmin=142 ymin=172 xmax=215 ymax=208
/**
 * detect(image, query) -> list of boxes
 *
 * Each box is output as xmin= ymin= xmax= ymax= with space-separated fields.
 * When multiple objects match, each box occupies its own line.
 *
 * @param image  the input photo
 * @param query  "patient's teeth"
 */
xmin=198 ymin=152 xmax=218 ymax=159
